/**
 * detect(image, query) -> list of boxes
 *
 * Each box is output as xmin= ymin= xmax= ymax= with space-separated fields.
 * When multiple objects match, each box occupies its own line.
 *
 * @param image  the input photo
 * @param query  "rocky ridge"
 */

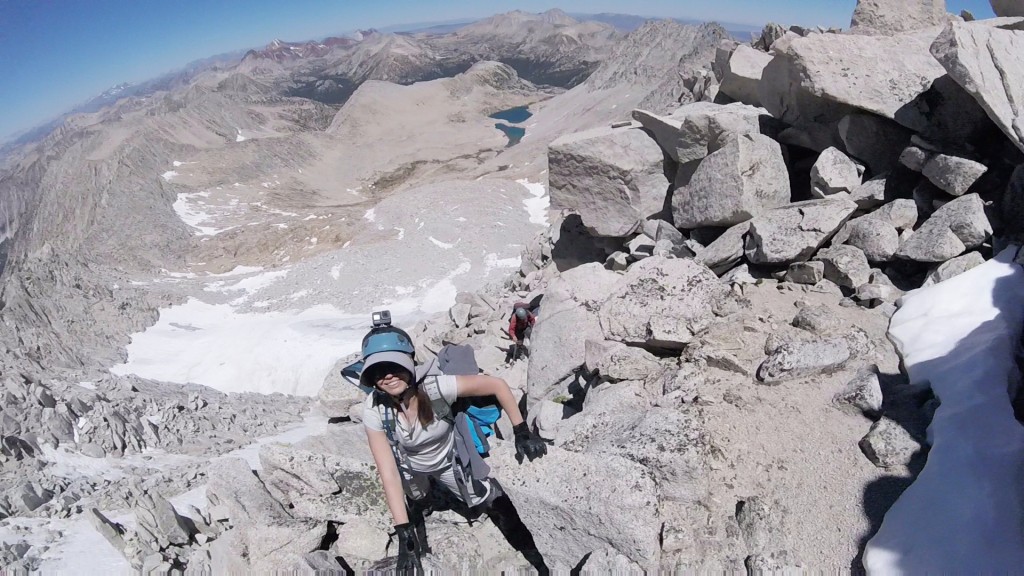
xmin=2 ymin=0 xmax=1024 ymax=572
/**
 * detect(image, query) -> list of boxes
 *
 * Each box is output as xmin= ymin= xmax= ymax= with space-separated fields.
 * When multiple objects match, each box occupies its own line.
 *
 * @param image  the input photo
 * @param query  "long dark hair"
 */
xmin=413 ymin=387 xmax=435 ymax=427
xmin=379 ymin=369 xmax=435 ymax=427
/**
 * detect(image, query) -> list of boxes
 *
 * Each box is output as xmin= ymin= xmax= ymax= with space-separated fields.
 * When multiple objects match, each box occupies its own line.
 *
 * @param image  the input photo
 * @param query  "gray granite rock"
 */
xmin=921 ymin=153 xmax=988 ymax=196
xmin=850 ymin=0 xmax=948 ymax=36
xmin=896 ymin=194 xmax=991 ymax=262
xmin=632 ymin=102 xmax=778 ymax=164
xmin=786 ymin=261 xmax=825 ymax=285
xmin=922 ymin=251 xmax=986 ymax=286
xmin=599 ymin=257 xmax=733 ymax=349
xmin=810 ymin=147 xmax=863 ymax=198
xmin=745 ymin=198 xmax=858 ymax=264
xmin=859 ymin=417 xmax=924 ymax=468
xmin=874 ymin=198 xmax=919 ymax=231
xmin=833 ymin=368 xmax=883 ymax=417
xmin=694 ymin=221 xmax=750 ymax=274
xmin=719 ymin=45 xmax=774 ymax=107
xmin=931 ymin=20 xmax=1024 ymax=153
xmin=673 ymin=133 xmax=791 ymax=228
xmin=757 ymin=337 xmax=851 ymax=383
xmin=833 ymin=217 xmax=900 ymax=262
xmin=549 ymin=125 xmax=668 ymax=237
xmin=815 ymin=245 xmax=873 ymax=289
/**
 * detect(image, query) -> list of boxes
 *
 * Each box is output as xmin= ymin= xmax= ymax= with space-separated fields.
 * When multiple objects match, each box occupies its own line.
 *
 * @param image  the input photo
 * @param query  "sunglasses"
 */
xmin=365 ymin=363 xmax=410 ymax=385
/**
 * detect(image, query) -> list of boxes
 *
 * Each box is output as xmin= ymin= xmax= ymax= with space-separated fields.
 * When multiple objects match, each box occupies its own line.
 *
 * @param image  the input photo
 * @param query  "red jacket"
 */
xmin=509 ymin=311 xmax=535 ymax=339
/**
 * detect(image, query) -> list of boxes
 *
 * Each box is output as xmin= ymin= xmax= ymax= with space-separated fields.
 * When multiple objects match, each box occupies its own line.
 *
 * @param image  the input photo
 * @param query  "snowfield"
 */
xmin=865 ymin=246 xmax=1024 ymax=573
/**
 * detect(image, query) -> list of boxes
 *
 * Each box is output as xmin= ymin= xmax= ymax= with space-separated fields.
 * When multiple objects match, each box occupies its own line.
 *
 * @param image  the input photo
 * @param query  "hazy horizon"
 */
xmin=0 ymin=0 xmax=997 ymax=142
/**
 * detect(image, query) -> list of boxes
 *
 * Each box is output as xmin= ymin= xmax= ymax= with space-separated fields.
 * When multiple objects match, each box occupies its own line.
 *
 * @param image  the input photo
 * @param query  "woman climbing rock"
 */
xmin=358 ymin=313 xmax=548 ymax=574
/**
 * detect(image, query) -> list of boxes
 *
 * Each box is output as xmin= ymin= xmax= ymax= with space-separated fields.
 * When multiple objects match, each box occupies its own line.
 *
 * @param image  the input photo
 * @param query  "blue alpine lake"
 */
xmin=489 ymin=106 xmax=532 ymax=147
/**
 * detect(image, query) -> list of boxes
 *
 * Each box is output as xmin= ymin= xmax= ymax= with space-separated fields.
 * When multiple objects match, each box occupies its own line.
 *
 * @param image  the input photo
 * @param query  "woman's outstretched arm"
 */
xmin=366 ymin=427 xmax=409 ymax=524
xmin=456 ymin=374 xmax=525 ymax=426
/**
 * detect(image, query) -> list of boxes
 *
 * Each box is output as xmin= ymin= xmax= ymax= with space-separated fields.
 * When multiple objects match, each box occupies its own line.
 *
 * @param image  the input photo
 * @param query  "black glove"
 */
xmin=513 ymin=422 xmax=547 ymax=462
xmin=394 ymin=522 xmax=422 ymax=575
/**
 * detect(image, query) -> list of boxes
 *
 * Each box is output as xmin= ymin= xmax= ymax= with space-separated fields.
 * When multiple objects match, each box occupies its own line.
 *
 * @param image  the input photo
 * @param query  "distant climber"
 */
xmin=506 ymin=302 xmax=535 ymax=364
xmin=354 ymin=310 xmax=548 ymax=575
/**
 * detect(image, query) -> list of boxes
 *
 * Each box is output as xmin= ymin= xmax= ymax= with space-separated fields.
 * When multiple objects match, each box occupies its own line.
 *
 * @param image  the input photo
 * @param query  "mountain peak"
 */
xmin=540 ymin=8 xmax=577 ymax=26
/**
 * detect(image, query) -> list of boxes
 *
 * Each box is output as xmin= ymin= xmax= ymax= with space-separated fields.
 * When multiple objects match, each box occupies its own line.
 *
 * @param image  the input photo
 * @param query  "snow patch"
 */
xmin=517 ymin=178 xmax=549 ymax=226
xmin=417 ymin=261 xmax=472 ymax=314
xmin=429 ymin=237 xmax=456 ymax=250
xmin=364 ymin=208 xmax=376 ymax=222
xmin=111 ymin=298 xmax=369 ymax=396
xmin=484 ymin=253 xmax=521 ymax=275
xmin=864 ymin=246 xmax=1024 ymax=572
xmin=161 ymin=171 xmax=178 ymax=181
xmin=172 ymin=192 xmax=235 ymax=236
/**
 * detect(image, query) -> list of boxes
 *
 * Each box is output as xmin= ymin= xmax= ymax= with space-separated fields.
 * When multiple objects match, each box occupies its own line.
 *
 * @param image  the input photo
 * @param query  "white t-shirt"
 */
xmin=363 ymin=375 xmax=459 ymax=472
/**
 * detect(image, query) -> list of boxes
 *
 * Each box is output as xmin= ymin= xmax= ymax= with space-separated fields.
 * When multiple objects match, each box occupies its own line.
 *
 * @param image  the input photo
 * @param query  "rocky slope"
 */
xmin=3 ymin=1 xmax=1024 ymax=572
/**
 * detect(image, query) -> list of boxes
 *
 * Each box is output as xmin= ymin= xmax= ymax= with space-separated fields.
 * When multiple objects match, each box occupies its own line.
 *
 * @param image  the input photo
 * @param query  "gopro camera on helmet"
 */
xmin=372 ymin=309 xmax=392 ymax=328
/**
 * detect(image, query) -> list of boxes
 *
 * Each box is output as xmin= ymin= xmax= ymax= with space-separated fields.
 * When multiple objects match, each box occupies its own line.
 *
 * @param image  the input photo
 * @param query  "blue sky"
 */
xmin=0 ymin=0 xmax=997 ymax=141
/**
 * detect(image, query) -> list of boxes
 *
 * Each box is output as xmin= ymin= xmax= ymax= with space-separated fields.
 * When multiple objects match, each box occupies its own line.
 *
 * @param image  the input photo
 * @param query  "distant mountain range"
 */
xmin=1 ymin=10 xmax=766 ymax=152
xmin=1 ymin=49 xmax=247 ymax=153
xmin=383 ymin=12 xmax=762 ymax=39
xmin=567 ymin=12 xmax=763 ymax=38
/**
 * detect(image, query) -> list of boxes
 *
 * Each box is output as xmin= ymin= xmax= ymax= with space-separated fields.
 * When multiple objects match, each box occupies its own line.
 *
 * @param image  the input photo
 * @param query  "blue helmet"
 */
xmin=359 ymin=325 xmax=416 ymax=389
xmin=361 ymin=325 xmax=415 ymax=358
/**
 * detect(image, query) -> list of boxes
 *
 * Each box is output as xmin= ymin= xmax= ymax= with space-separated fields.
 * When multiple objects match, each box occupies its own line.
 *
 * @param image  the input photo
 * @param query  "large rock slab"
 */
xmin=559 ymin=397 xmax=705 ymax=503
xmin=632 ymin=102 xmax=777 ymax=164
xmin=874 ymin=198 xmax=919 ymax=230
xmin=990 ymin=0 xmax=1024 ymax=16
xmin=599 ymin=257 xmax=733 ymax=350
xmin=719 ymin=45 xmax=774 ymax=107
xmin=759 ymin=29 xmax=948 ymax=145
xmin=921 ymin=251 xmax=986 ymax=286
xmin=757 ymin=337 xmax=851 ymax=383
xmin=814 ymin=245 xmax=873 ymax=289
xmin=833 ymin=216 xmax=900 ymax=262
xmin=672 ymin=133 xmax=791 ymax=228
xmin=833 ymin=368 xmax=883 ymax=418
xmin=526 ymin=285 xmax=604 ymax=410
xmin=859 ymin=417 xmax=924 ymax=468
xmin=930 ymin=20 xmax=1024 ymax=152
xmin=549 ymin=125 xmax=668 ymax=237
xmin=491 ymin=445 xmax=661 ymax=571
xmin=132 ymin=486 xmax=195 ymax=547
xmin=745 ymin=198 xmax=858 ymax=264
xmin=896 ymin=193 xmax=991 ymax=262
xmin=850 ymin=0 xmax=948 ymax=36
xmin=838 ymin=113 xmax=913 ymax=175
xmin=694 ymin=221 xmax=750 ymax=275
xmin=921 ymin=153 xmax=988 ymax=196
xmin=810 ymin=147 xmax=863 ymax=198
xmin=207 ymin=457 xmax=291 ymax=525
xmin=585 ymin=340 xmax=664 ymax=383
xmin=556 ymin=262 xmax=623 ymax=308
xmin=318 ymin=356 xmax=366 ymax=417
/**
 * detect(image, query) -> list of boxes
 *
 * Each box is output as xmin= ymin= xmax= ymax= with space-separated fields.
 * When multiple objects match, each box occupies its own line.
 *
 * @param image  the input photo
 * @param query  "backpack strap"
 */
xmin=420 ymin=375 xmax=454 ymax=424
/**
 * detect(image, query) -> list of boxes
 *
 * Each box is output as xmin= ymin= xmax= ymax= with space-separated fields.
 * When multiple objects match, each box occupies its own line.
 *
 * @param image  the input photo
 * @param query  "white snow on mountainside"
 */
xmin=866 ymin=246 xmax=1024 ymax=572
